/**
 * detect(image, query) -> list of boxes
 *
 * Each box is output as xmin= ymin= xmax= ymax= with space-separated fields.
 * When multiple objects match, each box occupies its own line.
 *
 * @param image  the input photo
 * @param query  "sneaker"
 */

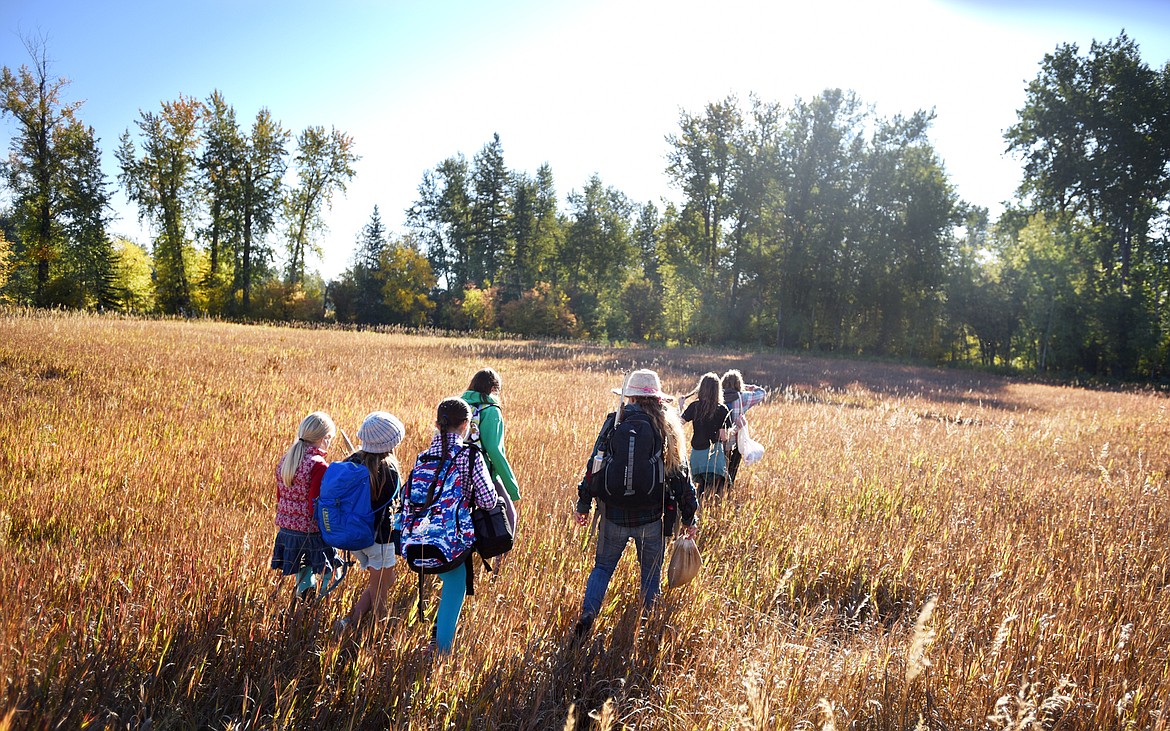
xmin=333 ymin=618 xmax=350 ymax=637
xmin=572 ymin=615 xmax=594 ymax=641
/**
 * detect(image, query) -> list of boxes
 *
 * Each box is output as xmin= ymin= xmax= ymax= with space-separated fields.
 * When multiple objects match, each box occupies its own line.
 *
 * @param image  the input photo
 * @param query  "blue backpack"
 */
xmin=315 ymin=461 xmax=376 ymax=550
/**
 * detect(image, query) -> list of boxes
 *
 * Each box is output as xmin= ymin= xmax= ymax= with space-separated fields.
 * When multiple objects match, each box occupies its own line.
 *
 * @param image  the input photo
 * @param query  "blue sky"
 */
xmin=3 ymin=0 xmax=1170 ymax=279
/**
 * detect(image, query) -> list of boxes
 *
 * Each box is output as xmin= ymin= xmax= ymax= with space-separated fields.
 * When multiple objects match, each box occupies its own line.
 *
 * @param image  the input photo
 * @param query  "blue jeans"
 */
xmin=581 ymin=518 xmax=665 ymax=620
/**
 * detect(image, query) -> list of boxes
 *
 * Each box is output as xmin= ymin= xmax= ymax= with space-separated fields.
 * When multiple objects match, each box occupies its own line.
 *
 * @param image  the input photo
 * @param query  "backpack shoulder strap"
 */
xmin=474 ymin=402 xmax=501 ymax=416
xmin=595 ymin=412 xmax=617 ymax=448
xmin=465 ymin=443 xmax=486 ymax=508
xmin=424 ymin=448 xmax=463 ymax=508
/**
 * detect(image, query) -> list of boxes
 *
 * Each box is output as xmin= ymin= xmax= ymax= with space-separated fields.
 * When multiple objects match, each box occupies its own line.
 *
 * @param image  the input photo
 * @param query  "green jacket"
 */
xmin=461 ymin=390 xmax=521 ymax=501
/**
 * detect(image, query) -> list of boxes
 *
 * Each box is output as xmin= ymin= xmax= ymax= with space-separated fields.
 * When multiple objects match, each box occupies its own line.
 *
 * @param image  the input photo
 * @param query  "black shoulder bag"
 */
xmin=469 ymin=446 xmax=514 ymax=559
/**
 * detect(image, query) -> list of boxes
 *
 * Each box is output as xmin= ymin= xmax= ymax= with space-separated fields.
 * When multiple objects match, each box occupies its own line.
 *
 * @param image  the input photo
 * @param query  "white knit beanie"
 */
xmin=357 ymin=411 xmax=405 ymax=453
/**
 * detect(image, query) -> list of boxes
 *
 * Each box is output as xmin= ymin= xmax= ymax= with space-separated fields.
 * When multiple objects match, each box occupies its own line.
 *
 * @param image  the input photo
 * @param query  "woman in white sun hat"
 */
xmin=572 ymin=369 xmax=699 ymax=638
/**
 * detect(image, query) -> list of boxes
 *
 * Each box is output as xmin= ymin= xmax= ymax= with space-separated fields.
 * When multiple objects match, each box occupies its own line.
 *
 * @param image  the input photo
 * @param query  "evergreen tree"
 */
xmin=56 ymin=122 xmax=117 ymax=309
xmin=352 ymin=206 xmax=389 ymax=323
xmin=468 ymin=133 xmax=510 ymax=287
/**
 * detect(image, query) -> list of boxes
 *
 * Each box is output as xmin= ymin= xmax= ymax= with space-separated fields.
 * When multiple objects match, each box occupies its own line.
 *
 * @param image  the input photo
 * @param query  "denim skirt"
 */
xmin=270 ymin=527 xmax=339 ymax=575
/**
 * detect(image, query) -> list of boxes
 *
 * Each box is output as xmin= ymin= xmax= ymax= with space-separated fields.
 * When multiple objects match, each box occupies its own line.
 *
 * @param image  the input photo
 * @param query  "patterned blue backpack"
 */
xmin=401 ymin=447 xmax=474 ymax=572
xmin=400 ymin=446 xmax=477 ymax=619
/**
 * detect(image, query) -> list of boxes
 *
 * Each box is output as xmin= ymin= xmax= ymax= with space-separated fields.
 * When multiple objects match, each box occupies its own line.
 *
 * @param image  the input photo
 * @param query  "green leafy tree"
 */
xmin=0 ymin=36 xmax=81 ymax=306
xmin=999 ymin=212 xmax=1091 ymax=370
xmin=198 ymin=91 xmax=243 ymax=294
xmin=117 ymin=96 xmax=204 ymax=313
xmin=857 ymin=110 xmax=960 ymax=357
xmin=723 ymin=98 xmax=783 ymax=330
xmin=284 ymin=125 xmax=358 ymax=286
xmin=380 ymin=234 xmax=436 ymax=327
xmin=407 ymin=154 xmax=472 ymax=291
xmin=558 ymin=175 xmax=634 ymax=338
xmin=1007 ymin=33 xmax=1170 ymax=288
xmin=621 ymin=275 xmax=662 ymax=342
xmin=499 ymin=282 xmax=576 ymax=337
xmin=1006 ymin=32 xmax=1170 ymax=375
xmin=666 ymin=97 xmax=741 ymax=283
xmin=770 ymin=89 xmax=867 ymax=349
xmin=0 ymin=229 xmax=12 ymax=301
xmin=460 ymin=286 xmax=498 ymax=331
xmin=111 ymin=237 xmax=154 ymax=312
xmin=944 ymin=206 xmax=992 ymax=365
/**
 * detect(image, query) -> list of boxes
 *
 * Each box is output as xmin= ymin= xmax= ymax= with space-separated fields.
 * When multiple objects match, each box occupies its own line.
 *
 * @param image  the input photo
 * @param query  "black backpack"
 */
xmin=591 ymin=410 xmax=665 ymax=508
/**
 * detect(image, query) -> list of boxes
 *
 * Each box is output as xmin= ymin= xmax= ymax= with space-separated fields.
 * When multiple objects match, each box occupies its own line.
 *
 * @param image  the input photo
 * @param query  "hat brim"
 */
xmin=612 ymin=387 xmax=674 ymax=401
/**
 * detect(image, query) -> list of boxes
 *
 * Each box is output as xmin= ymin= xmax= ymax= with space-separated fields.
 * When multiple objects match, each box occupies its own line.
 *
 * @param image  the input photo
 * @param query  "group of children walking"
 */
xmin=269 ymin=365 xmax=765 ymax=653
xmin=270 ymin=368 xmax=519 ymax=653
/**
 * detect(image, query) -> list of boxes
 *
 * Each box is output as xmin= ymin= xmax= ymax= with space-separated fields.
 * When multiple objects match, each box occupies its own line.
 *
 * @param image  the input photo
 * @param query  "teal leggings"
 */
xmin=435 ymin=566 xmax=468 ymax=652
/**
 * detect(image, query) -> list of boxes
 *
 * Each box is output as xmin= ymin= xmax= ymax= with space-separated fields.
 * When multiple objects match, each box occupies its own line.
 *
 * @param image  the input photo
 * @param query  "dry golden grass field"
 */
xmin=1 ymin=309 xmax=1168 ymax=730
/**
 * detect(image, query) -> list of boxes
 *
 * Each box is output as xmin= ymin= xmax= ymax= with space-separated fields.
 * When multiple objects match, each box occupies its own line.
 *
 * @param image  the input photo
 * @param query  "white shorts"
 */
xmin=351 ymin=543 xmax=397 ymax=571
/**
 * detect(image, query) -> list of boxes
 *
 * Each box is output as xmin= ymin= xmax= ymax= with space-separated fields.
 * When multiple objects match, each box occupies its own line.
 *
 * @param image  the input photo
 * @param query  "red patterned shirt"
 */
xmin=274 ymin=445 xmax=328 ymax=533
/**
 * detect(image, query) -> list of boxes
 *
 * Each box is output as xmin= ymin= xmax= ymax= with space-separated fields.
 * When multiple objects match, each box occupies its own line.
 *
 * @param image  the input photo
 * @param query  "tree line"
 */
xmin=3 ymin=33 xmax=1168 ymax=378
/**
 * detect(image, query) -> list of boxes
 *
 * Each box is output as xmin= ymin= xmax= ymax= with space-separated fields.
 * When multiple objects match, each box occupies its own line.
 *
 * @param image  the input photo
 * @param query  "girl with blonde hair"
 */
xmin=270 ymin=411 xmax=342 ymax=602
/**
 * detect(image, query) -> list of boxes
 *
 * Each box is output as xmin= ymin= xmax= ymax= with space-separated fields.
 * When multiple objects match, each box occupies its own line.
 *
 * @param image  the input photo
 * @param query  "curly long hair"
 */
xmin=721 ymin=369 xmax=745 ymax=393
xmin=629 ymin=396 xmax=687 ymax=474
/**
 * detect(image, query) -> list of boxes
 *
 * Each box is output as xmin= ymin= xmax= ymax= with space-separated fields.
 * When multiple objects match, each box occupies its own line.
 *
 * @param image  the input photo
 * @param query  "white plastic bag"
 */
xmin=737 ymin=421 xmax=765 ymax=465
